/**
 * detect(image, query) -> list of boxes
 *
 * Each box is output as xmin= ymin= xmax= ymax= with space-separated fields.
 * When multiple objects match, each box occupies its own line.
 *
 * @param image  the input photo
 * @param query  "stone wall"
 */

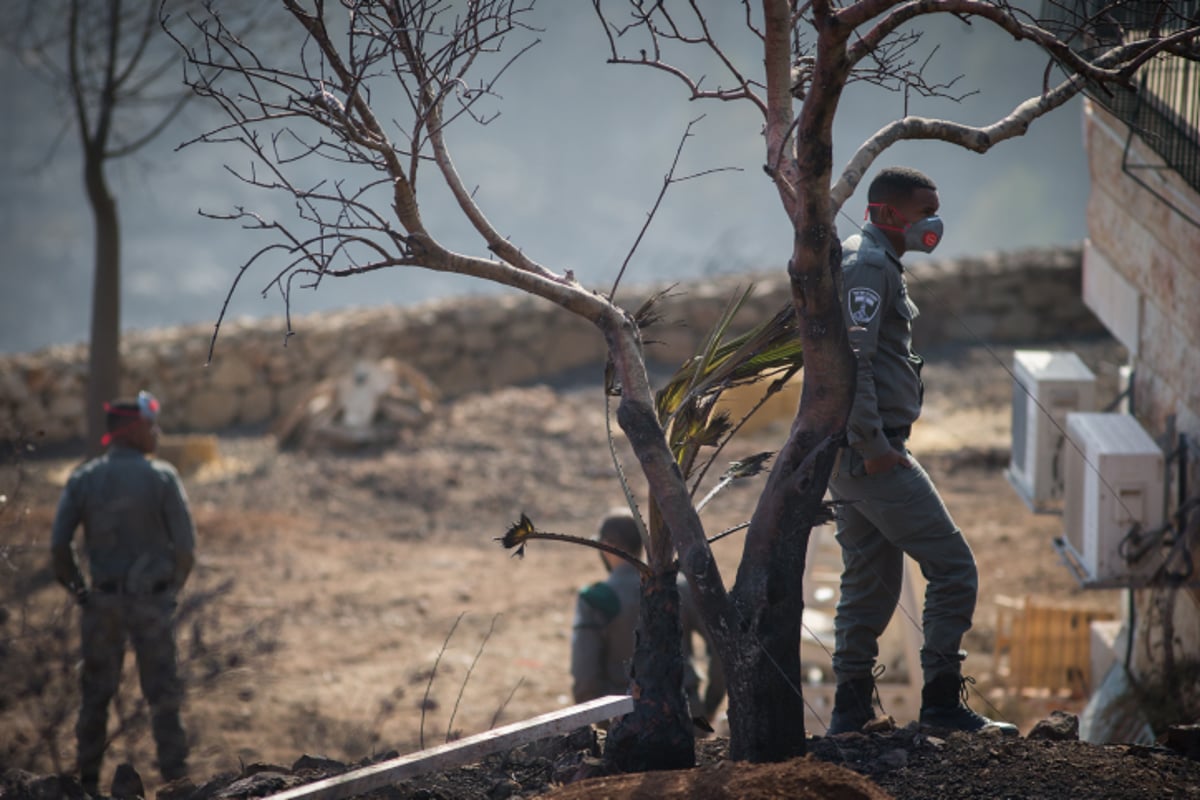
xmin=1083 ymin=100 xmax=1200 ymax=439
xmin=0 ymin=244 xmax=1099 ymax=446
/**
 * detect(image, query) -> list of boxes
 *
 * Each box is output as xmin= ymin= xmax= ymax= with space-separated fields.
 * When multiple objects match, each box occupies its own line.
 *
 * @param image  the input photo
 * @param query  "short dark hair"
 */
xmin=597 ymin=509 xmax=642 ymax=557
xmin=105 ymin=399 xmax=142 ymax=432
xmin=867 ymin=166 xmax=937 ymax=208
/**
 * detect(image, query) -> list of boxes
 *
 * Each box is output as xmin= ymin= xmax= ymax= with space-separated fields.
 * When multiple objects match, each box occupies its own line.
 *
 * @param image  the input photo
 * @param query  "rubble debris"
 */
xmin=274 ymin=358 xmax=438 ymax=450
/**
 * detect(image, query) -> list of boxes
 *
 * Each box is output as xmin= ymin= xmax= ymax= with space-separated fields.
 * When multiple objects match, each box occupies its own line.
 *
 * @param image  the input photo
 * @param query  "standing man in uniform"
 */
xmin=51 ymin=391 xmax=196 ymax=794
xmin=570 ymin=508 xmax=725 ymax=727
xmin=826 ymin=167 xmax=1016 ymax=736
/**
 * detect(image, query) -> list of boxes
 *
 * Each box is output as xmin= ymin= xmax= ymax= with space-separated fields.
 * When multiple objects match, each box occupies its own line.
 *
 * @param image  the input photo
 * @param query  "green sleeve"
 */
xmin=578 ymin=582 xmax=620 ymax=622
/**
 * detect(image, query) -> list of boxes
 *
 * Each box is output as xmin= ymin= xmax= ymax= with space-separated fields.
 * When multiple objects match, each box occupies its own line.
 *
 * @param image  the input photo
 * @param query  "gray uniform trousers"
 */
xmin=827 ymin=443 xmax=979 ymax=684
xmin=77 ymin=591 xmax=188 ymax=782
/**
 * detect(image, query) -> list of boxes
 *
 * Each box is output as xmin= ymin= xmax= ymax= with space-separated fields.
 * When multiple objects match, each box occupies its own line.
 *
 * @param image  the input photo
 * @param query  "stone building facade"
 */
xmin=1079 ymin=83 xmax=1200 ymax=728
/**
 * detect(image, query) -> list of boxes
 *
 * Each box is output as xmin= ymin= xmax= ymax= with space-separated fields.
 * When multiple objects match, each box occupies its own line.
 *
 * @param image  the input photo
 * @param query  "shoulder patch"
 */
xmin=579 ymin=582 xmax=621 ymax=622
xmin=847 ymin=287 xmax=882 ymax=326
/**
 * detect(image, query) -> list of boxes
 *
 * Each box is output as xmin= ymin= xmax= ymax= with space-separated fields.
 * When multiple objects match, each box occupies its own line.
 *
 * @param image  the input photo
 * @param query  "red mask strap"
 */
xmin=101 ymin=400 xmax=150 ymax=447
xmin=101 ymin=419 xmax=142 ymax=447
xmin=103 ymin=401 xmax=143 ymax=419
xmin=866 ymin=202 xmax=906 ymax=233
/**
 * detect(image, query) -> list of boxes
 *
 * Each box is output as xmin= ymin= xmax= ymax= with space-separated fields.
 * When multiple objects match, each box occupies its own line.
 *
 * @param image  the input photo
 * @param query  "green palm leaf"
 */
xmin=650 ymin=287 xmax=803 ymax=493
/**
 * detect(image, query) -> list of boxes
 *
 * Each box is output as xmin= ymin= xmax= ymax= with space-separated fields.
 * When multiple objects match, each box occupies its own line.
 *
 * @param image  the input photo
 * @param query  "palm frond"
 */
xmin=658 ymin=301 xmax=800 ymax=425
xmin=725 ymin=451 xmax=774 ymax=480
xmin=632 ymin=286 xmax=678 ymax=331
xmin=656 ymin=286 xmax=755 ymax=425
xmin=654 ymin=294 xmax=803 ymax=489
xmin=688 ymin=303 xmax=801 ymax=396
xmin=695 ymin=451 xmax=776 ymax=512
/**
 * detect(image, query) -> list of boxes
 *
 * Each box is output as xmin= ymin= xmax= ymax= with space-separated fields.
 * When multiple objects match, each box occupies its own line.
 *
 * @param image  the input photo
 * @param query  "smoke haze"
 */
xmin=0 ymin=6 xmax=1087 ymax=355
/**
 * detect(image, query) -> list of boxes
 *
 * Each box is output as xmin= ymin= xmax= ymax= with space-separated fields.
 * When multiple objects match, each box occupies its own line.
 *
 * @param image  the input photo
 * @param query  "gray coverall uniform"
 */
xmin=829 ymin=223 xmax=979 ymax=684
xmin=570 ymin=562 xmax=725 ymax=722
xmin=51 ymin=445 xmax=196 ymax=787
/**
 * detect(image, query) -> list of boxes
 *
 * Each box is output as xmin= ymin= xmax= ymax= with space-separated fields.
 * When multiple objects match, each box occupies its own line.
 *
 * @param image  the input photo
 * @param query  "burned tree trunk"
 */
xmin=722 ymin=429 xmax=844 ymax=762
xmin=603 ymin=568 xmax=696 ymax=772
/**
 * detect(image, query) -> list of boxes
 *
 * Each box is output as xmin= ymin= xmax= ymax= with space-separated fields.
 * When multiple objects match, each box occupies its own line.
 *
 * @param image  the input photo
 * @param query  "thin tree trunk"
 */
xmin=723 ymin=430 xmax=843 ymax=761
xmin=84 ymin=149 xmax=120 ymax=455
xmin=723 ymin=610 xmax=808 ymax=761
xmin=603 ymin=568 xmax=695 ymax=773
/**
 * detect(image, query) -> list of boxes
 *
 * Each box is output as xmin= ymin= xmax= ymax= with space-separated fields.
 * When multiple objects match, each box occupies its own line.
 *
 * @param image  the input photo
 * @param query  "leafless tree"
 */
xmin=166 ymin=0 xmax=1199 ymax=768
xmin=0 ymin=1 xmax=268 ymax=454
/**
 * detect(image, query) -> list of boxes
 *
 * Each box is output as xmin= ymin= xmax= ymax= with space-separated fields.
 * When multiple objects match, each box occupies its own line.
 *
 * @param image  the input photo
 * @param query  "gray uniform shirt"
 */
xmin=841 ymin=224 xmax=925 ymax=460
xmin=51 ymin=446 xmax=196 ymax=593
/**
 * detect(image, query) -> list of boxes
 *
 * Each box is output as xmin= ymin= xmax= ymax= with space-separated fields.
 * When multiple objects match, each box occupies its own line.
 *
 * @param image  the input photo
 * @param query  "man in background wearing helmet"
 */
xmin=50 ymin=391 xmax=196 ymax=796
xmin=825 ymin=167 xmax=1017 ymax=737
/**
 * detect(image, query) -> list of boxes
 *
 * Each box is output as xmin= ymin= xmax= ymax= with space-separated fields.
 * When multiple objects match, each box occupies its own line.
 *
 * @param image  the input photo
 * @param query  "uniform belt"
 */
xmin=883 ymin=425 xmax=911 ymax=440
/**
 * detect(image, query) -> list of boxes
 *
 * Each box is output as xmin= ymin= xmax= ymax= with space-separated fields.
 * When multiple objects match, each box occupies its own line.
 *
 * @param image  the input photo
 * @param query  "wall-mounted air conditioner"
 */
xmin=1006 ymin=350 xmax=1097 ymax=512
xmin=1060 ymin=412 xmax=1164 ymax=587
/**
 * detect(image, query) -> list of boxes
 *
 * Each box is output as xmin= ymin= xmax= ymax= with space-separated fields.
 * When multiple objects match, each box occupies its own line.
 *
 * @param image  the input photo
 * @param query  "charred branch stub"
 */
xmin=495 ymin=513 xmax=651 ymax=573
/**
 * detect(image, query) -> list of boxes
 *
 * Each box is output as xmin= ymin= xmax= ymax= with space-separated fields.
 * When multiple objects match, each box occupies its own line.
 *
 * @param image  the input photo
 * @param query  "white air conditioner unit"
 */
xmin=1061 ymin=412 xmax=1164 ymax=586
xmin=1006 ymin=350 xmax=1097 ymax=512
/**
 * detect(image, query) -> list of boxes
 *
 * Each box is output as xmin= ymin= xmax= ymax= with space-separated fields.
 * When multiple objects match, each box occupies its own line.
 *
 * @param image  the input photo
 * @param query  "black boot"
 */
xmin=919 ymin=671 xmax=1018 ymax=735
xmin=827 ymin=675 xmax=877 ymax=735
xmin=111 ymin=763 xmax=144 ymax=799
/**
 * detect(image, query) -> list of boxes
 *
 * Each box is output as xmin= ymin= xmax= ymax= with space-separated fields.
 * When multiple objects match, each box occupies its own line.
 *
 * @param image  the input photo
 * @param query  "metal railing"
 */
xmin=1042 ymin=1 xmax=1200 ymax=195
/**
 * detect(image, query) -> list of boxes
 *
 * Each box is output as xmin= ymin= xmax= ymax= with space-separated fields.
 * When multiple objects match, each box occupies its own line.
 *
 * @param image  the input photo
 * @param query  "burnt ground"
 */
xmin=7 ymin=713 xmax=1199 ymax=800
xmin=5 ymin=336 xmax=1200 ymax=799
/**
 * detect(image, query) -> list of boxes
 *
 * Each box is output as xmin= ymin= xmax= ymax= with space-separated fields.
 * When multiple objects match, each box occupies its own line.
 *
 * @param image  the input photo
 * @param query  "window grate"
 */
xmin=1041 ymin=1 xmax=1200 ymax=196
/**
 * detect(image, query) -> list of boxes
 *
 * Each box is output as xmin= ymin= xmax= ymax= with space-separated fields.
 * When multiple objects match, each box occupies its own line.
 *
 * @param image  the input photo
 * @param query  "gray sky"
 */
xmin=0 ymin=5 xmax=1088 ymax=355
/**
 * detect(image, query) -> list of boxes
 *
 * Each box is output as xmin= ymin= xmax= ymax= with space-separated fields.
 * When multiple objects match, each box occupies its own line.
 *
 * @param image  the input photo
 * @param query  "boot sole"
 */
xmin=919 ymin=720 xmax=1019 ymax=737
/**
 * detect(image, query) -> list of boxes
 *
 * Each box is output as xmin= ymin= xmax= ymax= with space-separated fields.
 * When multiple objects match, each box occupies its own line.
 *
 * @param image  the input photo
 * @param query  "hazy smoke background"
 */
xmin=0 ymin=5 xmax=1087 ymax=355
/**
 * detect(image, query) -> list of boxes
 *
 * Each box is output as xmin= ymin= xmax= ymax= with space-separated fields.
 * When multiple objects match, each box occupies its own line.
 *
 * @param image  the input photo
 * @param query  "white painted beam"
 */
xmin=264 ymin=695 xmax=633 ymax=800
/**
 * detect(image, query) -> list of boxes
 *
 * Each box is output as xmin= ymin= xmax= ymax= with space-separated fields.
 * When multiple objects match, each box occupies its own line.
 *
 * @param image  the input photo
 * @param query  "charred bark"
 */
xmin=721 ymin=234 xmax=854 ymax=761
xmin=603 ymin=568 xmax=696 ymax=773
xmin=723 ymin=429 xmax=844 ymax=761
xmin=723 ymin=616 xmax=807 ymax=762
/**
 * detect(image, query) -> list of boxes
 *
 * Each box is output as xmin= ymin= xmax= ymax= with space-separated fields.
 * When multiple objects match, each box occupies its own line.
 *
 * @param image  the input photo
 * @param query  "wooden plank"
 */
xmin=265 ymin=695 xmax=633 ymax=800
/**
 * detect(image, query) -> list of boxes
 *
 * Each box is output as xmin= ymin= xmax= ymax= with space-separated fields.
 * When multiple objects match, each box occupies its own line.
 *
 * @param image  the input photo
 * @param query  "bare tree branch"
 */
xmin=591 ymin=1 xmax=769 ymax=113
xmin=831 ymin=70 xmax=1085 ymax=211
xmin=608 ymin=116 xmax=741 ymax=300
